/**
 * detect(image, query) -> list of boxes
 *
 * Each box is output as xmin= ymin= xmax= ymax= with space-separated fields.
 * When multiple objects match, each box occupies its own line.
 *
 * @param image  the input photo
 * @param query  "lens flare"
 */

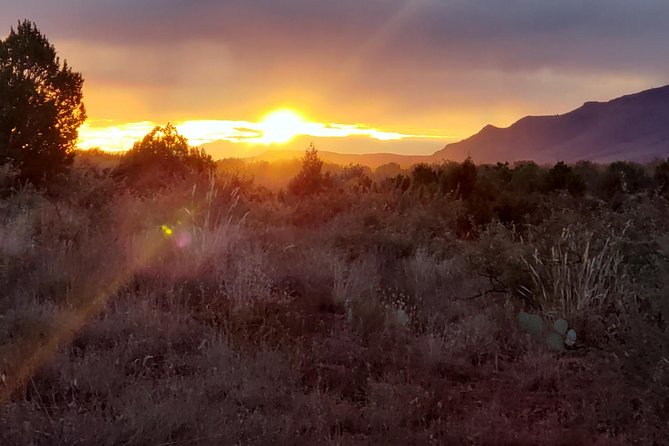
xmin=161 ymin=224 xmax=173 ymax=236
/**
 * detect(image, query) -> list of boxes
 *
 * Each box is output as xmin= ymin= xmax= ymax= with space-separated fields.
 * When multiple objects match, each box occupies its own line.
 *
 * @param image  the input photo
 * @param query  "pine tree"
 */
xmin=0 ymin=20 xmax=86 ymax=184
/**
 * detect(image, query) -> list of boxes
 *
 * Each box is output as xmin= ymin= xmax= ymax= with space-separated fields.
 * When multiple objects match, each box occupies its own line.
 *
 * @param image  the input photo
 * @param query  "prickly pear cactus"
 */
xmin=565 ymin=329 xmax=577 ymax=347
xmin=517 ymin=312 xmax=577 ymax=350
xmin=546 ymin=332 xmax=565 ymax=351
xmin=553 ymin=319 xmax=568 ymax=335
xmin=517 ymin=311 xmax=544 ymax=334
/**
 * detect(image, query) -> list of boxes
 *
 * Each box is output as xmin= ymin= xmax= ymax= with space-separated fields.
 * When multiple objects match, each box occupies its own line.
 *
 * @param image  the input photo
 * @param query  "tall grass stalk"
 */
xmin=186 ymin=173 xmax=247 ymax=263
xmin=521 ymin=225 xmax=631 ymax=318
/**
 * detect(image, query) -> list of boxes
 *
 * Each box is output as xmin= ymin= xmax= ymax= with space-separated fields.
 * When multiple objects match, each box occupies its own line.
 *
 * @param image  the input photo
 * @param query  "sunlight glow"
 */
xmin=258 ymin=109 xmax=307 ymax=145
xmin=77 ymin=110 xmax=453 ymax=153
xmin=78 ymin=120 xmax=156 ymax=151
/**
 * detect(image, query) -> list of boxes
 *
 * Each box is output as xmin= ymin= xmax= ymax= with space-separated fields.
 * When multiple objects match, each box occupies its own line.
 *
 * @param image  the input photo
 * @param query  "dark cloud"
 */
xmin=1 ymin=0 xmax=668 ymax=135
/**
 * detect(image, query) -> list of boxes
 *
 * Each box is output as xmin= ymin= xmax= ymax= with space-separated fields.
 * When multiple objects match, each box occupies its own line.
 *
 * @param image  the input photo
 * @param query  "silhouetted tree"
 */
xmin=510 ymin=161 xmax=541 ymax=193
xmin=339 ymin=164 xmax=372 ymax=192
xmin=0 ymin=20 xmax=86 ymax=184
xmin=288 ymin=144 xmax=327 ymax=196
xmin=491 ymin=162 xmax=512 ymax=184
xmin=572 ymin=160 xmax=600 ymax=195
xmin=654 ymin=159 xmax=669 ymax=197
xmin=544 ymin=161 xmax=571 ymax=191
xmin=493 ymin=191 xmax=537 ymax=225
xmin=436 ymin=161 xmax=461 ymax=195
xmin=601 ymin=161 xmax=652 ymax=198
xmin=374 ymin=162 xmax=403 ymax=180
xmin=393 ymin=174 xmax=411 ymax=192
xmin=544 ymin=161 xmax=585 ymax=196
xmin=411 ymin=163 xmax=438 ymax=189
xmin=116 ymin=124 xmax=214 ymax=191
xmin=458 ymin=157 xmax=477 ymax=199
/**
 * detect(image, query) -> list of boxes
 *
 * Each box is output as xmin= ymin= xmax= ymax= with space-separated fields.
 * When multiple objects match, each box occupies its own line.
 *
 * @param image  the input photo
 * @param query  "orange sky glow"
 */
xmin=4 ymin=1 xmax=667 ymax=158
xmin=77 ymin=109 xmax=454 ymax=154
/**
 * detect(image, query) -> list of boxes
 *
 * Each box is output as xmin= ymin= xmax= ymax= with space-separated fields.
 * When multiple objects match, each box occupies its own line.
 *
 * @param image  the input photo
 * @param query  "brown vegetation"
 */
xmin=1 ymin=147 xmax=669 ymax=445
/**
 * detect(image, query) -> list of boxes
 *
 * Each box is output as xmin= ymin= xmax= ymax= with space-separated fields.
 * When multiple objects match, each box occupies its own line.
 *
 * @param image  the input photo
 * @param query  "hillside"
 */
xmin=203 ymin=135 xmax=437 ymax=168
xmin=435 ymin=84 xmax=669 ymax=164
xmin=251 ymin=148 xmax=429 ymax=169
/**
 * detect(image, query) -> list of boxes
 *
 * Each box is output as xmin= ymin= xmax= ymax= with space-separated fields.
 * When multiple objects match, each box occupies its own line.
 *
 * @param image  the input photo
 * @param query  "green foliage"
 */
xmin=517 ymin=312 xmax=576 ymax=350
xmin=0 ymin=20 xmax=86 ymax=185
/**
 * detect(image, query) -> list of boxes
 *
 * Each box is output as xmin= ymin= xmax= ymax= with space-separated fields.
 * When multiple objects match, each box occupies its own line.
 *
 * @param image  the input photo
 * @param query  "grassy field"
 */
xmin=1 ymin=153 xmax=668 ymax=445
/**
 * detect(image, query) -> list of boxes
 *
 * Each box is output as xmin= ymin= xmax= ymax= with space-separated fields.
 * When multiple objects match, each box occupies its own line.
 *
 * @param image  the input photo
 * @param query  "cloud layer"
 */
xmin=2 ymin=0 xmax=668 ymax=149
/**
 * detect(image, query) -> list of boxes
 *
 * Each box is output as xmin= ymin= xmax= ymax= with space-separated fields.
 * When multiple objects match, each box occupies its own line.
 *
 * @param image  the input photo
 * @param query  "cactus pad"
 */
xmin=518 ymin=311 xmax=544 ymax=334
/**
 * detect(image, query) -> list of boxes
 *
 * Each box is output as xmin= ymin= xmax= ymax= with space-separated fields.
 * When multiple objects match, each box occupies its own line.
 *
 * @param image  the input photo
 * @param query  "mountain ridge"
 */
xmin=435 ymin=84 xmax=669 ymax=163
xmin=251 ymin=149 xmax=430 ymax=169
xmin=241 ymin=84 xmax=669 ymax=167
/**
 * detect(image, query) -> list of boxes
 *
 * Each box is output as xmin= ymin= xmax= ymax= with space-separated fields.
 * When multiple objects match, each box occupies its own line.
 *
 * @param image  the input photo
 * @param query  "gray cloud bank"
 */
xmin=2 ymin=0 xmax=668 ymax=134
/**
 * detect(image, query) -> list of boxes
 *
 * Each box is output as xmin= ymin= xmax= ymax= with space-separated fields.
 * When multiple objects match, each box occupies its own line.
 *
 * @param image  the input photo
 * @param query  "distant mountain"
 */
xmin=204 ymin=135 xmax=438 ymax=168
xmin=252 ymin=148 xmax=429 ymax=169
xmin=207 ymin=85 xmax=669 ymax=167
xmin=435 ymin=84 xmax=669 ymax=164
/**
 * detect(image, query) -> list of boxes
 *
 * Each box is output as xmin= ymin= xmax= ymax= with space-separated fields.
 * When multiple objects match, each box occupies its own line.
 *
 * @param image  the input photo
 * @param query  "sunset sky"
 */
xmin=2 ymin=0 xmax=668 ymax=156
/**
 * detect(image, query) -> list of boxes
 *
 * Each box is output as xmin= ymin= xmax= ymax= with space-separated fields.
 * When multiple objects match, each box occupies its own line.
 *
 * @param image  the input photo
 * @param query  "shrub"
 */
xmin=600 ymin=161 xmax=653 ymax=198
xmin=115 ymin=124 xmax=214 ymax=191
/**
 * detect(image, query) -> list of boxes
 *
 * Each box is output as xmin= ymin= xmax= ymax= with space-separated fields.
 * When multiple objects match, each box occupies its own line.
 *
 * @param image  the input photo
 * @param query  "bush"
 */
xmin=115 ymin=124 xmax=214 ymax=191
xmin=600 ymin=161 xmax=653 ymax=198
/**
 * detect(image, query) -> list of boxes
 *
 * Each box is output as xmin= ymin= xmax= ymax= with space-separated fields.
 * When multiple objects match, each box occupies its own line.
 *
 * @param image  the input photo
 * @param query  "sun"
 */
xmin=259 ymin=109 xmax=306 ymax=144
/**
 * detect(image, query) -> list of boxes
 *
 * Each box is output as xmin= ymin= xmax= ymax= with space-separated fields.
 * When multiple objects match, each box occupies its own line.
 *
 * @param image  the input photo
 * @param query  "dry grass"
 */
xmin=520 ymin=223 xmax=632 ymax=319
xmin=1 ymin=161 xmax=668 ymax=445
